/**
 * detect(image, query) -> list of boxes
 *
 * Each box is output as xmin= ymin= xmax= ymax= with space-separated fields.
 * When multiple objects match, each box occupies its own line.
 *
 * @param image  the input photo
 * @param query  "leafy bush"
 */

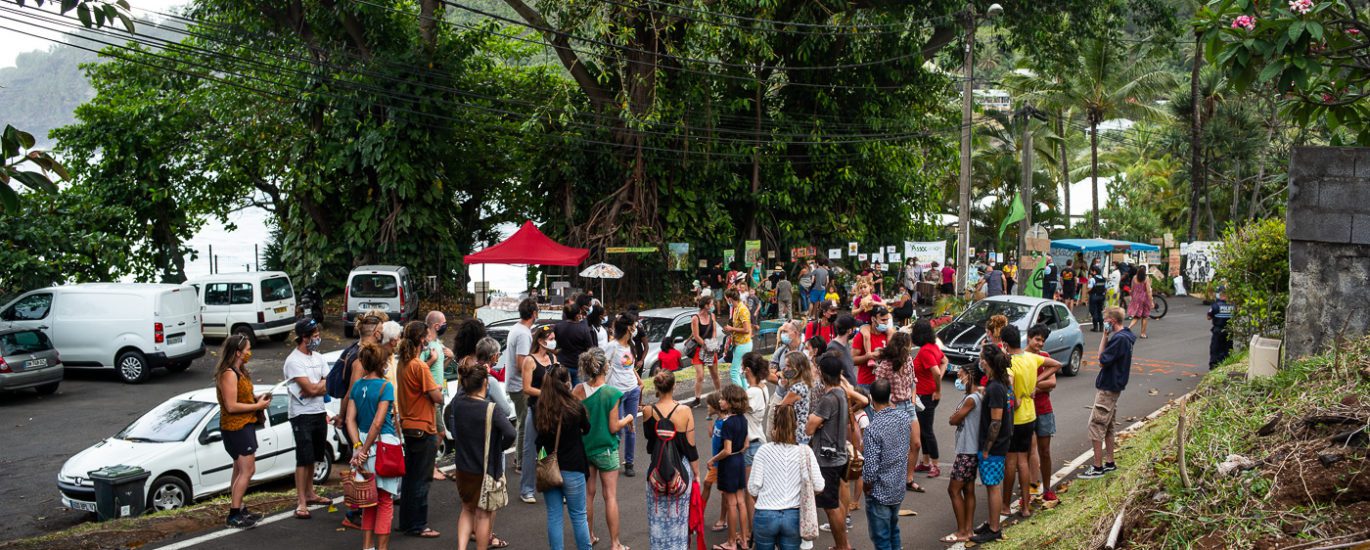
xmin=1214 ymin=218 xmax=1288 ymax=341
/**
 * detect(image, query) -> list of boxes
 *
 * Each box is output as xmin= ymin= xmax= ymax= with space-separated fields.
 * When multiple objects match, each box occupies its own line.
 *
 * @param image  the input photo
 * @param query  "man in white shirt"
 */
xmin=283 ymin=318 xmax=332 ymax=519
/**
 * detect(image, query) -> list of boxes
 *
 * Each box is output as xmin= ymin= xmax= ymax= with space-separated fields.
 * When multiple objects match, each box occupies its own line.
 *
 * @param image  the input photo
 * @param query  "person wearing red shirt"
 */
xmin=1025 ymin=324 xmax=1063 ymax=503
xmin=657 ymin=336 xmax=683 ymax=372
xmin=851 ymin=306 xmax=894 ymax=386
xmin=804 ymin=300 xmax=838 ymax=344
xmin=911 ymin=320 xmax=948 ymax=478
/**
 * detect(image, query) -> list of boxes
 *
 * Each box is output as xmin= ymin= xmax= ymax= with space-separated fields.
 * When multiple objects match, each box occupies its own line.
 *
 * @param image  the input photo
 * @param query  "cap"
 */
xmin=295 ymin=317 xmax=319 ymax=339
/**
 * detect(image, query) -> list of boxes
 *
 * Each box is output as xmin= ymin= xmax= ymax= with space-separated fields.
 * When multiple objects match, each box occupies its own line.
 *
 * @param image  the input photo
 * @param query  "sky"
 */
xmin=0 ymin=0 xmax=186 ymax=68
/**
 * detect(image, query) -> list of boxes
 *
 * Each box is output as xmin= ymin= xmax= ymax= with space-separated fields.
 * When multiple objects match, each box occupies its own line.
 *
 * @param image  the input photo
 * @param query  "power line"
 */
xmin=540 ymin=0 xmax=959 ymax=35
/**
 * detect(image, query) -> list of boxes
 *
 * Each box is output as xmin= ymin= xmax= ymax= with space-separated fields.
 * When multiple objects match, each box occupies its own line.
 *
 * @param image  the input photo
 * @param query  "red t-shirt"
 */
xmin=852 ymin=330 xmax=889 ymax=385
xmin=942 ymin=267 xmax=955 ymax=284
xmin=913 ymin=343 xmax=944 ymax=396
xmin=805 ymin=321 xmax=835 ymax=344
xmin=658 ymin=348 xmax=683 ymax=372
xmin=1033 ymin=351 xmax=1054 ymax=415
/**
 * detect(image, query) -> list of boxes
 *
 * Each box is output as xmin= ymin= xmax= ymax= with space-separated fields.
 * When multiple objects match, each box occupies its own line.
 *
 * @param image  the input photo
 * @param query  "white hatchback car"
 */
xmin=57 ymin=382 xmax=344 ymax=514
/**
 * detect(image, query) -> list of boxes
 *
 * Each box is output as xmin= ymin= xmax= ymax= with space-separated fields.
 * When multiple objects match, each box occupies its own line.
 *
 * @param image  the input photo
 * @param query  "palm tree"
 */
xmin=1009 ymin=40 xmax=1175 ymax=233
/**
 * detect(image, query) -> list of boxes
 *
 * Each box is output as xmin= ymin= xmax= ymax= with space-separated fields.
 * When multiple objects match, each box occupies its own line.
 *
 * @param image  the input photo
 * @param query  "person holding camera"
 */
xmin=1079 ymin=307 xmax=1135 ymax=479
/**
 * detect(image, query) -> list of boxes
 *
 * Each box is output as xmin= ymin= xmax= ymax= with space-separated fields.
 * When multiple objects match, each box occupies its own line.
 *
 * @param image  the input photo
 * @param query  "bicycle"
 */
xmin=1149 ymin=292 xmax=1168 ymax=320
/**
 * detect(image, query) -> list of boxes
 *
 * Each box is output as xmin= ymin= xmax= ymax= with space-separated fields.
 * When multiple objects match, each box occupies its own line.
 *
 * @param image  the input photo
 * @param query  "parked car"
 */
xmin=342 ymin=266 xmax=419 ymax=338
xmin=57 ymin=382 xmax=345 ymax=514
xmin=935 ymin=295 xmax=1085 ymax=376
xmin=634 ymin=307 xmax=700 ymax=376
xmin=187 ymin=272 xmax=297 ymax=344
xmin=0 ymin=284 xmax=206 ymax=383
xmin=0 ymin=324 xmax=64 ymax=394
xmin=484 ymin=317 xmax=557 ymax=375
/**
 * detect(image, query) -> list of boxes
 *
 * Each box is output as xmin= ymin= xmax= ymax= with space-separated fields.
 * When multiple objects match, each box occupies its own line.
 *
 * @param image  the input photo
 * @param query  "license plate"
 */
xmin=361 ymin=303 xmax=390 ymax=311
xmin=168 ymin=336 xmax=184 ymax=346
xmin=64 ymin=497 xmax=96 ymax=512
xmin=25 ymin=358 xmax=47 ymax=369
xmin=274 ymin=306 xmax=288 ymax=314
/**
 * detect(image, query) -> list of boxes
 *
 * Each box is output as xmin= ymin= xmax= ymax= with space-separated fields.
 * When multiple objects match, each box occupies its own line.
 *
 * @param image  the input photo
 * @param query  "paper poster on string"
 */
xmin=828 ymin=248 xmax=842 ymax=260
xmin=871 ymin=252 xmax=884 ymax=266
xmin=847 ymin=242 xmax=859 ymax=256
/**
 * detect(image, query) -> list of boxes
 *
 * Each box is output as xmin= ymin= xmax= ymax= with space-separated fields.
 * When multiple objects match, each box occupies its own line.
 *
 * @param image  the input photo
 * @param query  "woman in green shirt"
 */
xmin=572 ymin=349 xmax=634 ymax=550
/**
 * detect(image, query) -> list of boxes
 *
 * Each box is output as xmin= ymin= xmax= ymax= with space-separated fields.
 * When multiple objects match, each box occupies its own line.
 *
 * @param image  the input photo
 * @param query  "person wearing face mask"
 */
xmin=1078 ymin=307 xmax=1134 ymax=480
xmin=689 ymin=295 xmax=723 ymax=407
xmin=420 ymin=311 xmax=455 ymax=481
xmin=852 ymin=306 xmax=895 ymax=389
xmin=283 ymin=318 xmax=333 ymax=519
xmin=826 ymin=314 xmax=861 ymax=386
xmin=804 ymin=300 xmax=838 ymax=344
xmin=396 ymin=321 xmax=444 ymax=539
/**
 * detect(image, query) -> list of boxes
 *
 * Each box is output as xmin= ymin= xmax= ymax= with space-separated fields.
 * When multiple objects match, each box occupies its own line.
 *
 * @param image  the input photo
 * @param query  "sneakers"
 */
xmin=242 ymin=509 xmax=263 ymax=522
xmin=624 ymin=463 xmax=636 ymax=477
xmin=913 ymin=463 xmax=930 ymax=473
xmin=1043 ymin=490 xmax=1060 ymax=503
xmin=521 ymin=493 xmax=537 ymax=504
xmin=226 ymin=514 xmax=257 ymax=529
xmin=1078 ymin=465 xmax=1108 ymax=479
xmin=927 ymin=464 xmax=941 ymax=478
xmin=974 ymin=522 xmax=992 ymax=535
xmin=818 ymin=517 xmax=853 ymax=532
xmin=1102 ymin=462 xmax=1118 ymax=473
xmin=970 ymin=529 xmax=1003 ymax=543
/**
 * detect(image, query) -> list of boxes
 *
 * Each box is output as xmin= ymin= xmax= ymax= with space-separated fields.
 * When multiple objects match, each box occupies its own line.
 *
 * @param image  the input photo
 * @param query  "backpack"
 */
xmin=326 ymin=342 xmax=360 ymax=399
xmin=647 ymin=404 xmax=689 ymax=497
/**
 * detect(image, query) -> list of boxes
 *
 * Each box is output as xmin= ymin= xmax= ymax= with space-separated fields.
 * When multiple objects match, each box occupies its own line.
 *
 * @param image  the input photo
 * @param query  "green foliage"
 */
xmin=0 ymin=185 xmax=139 ymax=295
xmin=0 ymin=124 xmax=67 ymax=213
xmin=1214 ymin=217 xmax=1288 ymax=340
xmin=1196 ymin=0 xmax=1370 ymax=143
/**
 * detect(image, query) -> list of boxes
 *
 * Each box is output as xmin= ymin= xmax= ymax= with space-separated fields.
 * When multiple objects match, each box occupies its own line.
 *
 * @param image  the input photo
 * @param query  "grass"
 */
xmin=1001 ymin=338 xmax=1370 ymax=549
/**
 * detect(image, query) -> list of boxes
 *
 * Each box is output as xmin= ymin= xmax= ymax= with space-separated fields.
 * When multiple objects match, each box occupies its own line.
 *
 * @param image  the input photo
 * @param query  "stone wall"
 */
xmin=1285 ymin=147 xmax=1370 ymax=360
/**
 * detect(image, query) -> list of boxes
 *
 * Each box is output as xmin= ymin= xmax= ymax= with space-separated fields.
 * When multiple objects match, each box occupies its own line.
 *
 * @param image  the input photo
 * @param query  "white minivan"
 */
xmin=0 ymin=284 xmax=206 ymax=383
xmin=342 ymin=266 xmax=419 ymax=338
xmin=187 ymin=272 xmax=296 ymax=344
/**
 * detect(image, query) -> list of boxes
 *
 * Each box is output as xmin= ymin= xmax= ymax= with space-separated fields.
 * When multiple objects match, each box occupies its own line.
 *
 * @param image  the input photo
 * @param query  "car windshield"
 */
xmin=350 ymin=274 xmax=398 ymax=298
xmin=0 ymin=330 xmax=53 ymax=355
xmin=957 ymin=301 xmax=1031 ymax=326
xmin=639 ymin=316 xmax=674 ymax=343
xmin=116 ymin=400 xmax=215 ymax=443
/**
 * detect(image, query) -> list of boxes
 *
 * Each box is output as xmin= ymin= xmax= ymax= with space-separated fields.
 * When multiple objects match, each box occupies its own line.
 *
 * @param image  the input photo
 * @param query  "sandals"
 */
xmin=940 ymin=534 xmax=969 ymax=544
xmin=293 ymin=508 xmax=311 ymax=520
xmin=305 ymin=495 xmax=331 ymax=505
xmin=906 ymin=481 xmax=925 ymax=493
xmin=408 ymin=528 xmax=441 ymax=538
xmin=710 ymin=521 xmax=729 ymax=532
xmin=489 ymin=536 xmax=509 ymax=548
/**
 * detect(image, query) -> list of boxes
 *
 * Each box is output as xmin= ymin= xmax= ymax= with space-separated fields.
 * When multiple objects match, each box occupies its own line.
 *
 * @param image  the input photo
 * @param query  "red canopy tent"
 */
xmin=463 ymin=221 xmax=589 ymax=266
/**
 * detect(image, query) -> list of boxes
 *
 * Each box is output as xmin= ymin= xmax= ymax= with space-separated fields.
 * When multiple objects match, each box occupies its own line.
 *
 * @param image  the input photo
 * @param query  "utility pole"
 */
xmin=956 ymin=1 xmax=976 ymax=296
xmin=1019 ymin=105 xmax=1034 ymax=262
xmin=208 ymin=245 xmax=214 ymax=274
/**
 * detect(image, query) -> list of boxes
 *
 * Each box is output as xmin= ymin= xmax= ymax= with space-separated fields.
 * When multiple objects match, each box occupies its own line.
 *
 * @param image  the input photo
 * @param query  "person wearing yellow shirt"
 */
xmin=723 ymin=289 xmax=753 ymax=389
xmin=999 ymin=325 xmax=1061 ymax=517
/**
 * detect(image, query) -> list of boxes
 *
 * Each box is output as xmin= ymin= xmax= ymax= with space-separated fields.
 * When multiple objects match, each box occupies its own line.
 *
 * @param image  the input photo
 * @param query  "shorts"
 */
xmin=979 ymin=455 xmax=1006 ymax=486
xmin=744 ymin=440 xmax=762 ymax=466
xmin=950 ymin=454 xmax=979 ymax=482
xmin=1035 ymin=412 xmax=1057 ymax=437
xmin=1009 ymin=420 xmax=1036 ymax=453
xmin=588 ymin=448 xmax=620 ymax=472
xmin=705 ymin=464 xmax=718 ymax=485
xmin=455 ymin=470 xmax=482 ymax=505
xmin=1089 ymin=390 xmax=1121 ymax=441
xmin=290 ymin=413 xmax=329 ymax=467
xmin=815 ymin=463 xmax=847 ymax=509
xmin=222 ymin=425 xmax=258 ymax=459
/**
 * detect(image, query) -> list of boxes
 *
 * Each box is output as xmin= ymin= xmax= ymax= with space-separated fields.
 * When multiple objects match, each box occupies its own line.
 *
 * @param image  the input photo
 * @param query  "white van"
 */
xmin=342 ymin=266 xmax=418 ymax=338
xmin=0 ymin=284 xmax=206 ymax=383
xmin=187 ymin=272 xmax=296 ymax=343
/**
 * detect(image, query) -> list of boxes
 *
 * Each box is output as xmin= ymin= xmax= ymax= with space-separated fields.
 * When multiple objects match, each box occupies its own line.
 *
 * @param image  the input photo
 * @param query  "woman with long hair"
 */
xmin=747 ymin=404 xmax=823 ymax=550
xmin=1126 ymin=266 xmax=1153 ymax=338
xmin=449 ymin=361 xmax=516 ymax=550
xmin=537 ymin=364 xmax=593 ymax=550
xmin=643 ymin=371 xmax=699 ymax=549
xmin=874 ymin=330 xmax=926 ymax=492
xmin=518 ymin=325 xmax=558 ymax=503
xmin=214 ymin=334 xmax=271 ymax=528
xmin=690 ymin=295 xmax=722 ymax=406
xmin=574 ymin=349 xmax=633 ymax=550
xmin=776 ymin=351 xmax=815 ymax=446
xmin=984 ymin=315 xmax=1009 ymax=350
xmin=911 ymin=320 xmax=948 ymax=479
xmin=603 ymin=314 xmax=644 ymax=477
xmin=346 ymin=343 xmax=402 ymax=550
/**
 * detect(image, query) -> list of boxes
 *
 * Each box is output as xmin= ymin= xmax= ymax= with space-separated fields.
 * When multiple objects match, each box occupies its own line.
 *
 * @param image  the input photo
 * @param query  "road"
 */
xmin=142 ymin=298 xmax=1211 ymax=550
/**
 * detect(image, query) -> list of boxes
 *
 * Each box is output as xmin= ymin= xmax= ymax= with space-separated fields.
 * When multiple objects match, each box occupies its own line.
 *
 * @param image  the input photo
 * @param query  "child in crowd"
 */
xmin=657 ymin=336 xmax=682 ymax=372
xmin=846 ymin=386 xmax=872 ymax=516
xmin=709 ymin=385 xmax=751 ymax=550
xmin=824 ymin=281 xmax=840 ymax=307
xmin=943 ymin=361 xmax=984 ymax=544
xmin=702 ymin=393 xmax=728 ymax=532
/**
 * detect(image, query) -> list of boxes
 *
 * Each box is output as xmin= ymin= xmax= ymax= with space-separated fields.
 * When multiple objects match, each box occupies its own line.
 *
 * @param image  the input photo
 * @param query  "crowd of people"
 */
xmin=206 ymin=268 xmax=1140 ymax=550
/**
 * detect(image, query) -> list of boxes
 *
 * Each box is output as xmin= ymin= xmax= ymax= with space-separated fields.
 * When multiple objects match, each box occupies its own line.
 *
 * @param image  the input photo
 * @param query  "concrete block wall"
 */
xmin=1284 ymin=147 xmax=1370 ymax=360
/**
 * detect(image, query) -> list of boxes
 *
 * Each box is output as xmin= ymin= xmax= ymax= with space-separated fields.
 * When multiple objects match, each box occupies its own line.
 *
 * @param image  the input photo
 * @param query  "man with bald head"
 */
xmin=420 ymin=311 xmax=454 ymax=480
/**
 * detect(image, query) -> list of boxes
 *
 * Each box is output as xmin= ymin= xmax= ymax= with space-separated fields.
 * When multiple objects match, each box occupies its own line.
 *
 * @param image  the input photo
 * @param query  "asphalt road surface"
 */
xmin=150 ymin=298 xmax=1210 ymax=550
xmin=2 ymin=298 xmax=1214 ymax=549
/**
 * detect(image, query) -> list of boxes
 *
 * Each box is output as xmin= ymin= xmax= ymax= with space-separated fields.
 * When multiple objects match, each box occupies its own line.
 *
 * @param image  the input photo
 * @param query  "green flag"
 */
xmin=999 ymin=192 xmax=1025 ymax=240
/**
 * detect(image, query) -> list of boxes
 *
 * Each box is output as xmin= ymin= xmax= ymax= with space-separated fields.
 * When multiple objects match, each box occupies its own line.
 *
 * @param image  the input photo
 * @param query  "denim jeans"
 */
xmin=752 ymin=508 xmax=800 ymax=550
xmin=519 ymin=409 xmax=540 ymax=499
xmin=543 ymin=470 xmax=592 ymax=550
xmin=510 ymin=392 xmax=528 ymax=469
xmin=730 ymin=341 xmax=753 ymax=388
xmin=865 ymin=496 xmax=901 ymax=550
xmin=619 ymin=387 xmax=641 ymax=466
xmin=398 ymin=432 xmax=437 ymax=534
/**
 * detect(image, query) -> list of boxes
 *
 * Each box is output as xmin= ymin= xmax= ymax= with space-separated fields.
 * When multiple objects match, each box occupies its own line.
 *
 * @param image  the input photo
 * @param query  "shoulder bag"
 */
xmin=373 ymin=380 xmax=406 ymax=477
xmin=682 ymin=316 xmax=701 ymax=359
xmin=535 ymin=418 xmax=564 ymax=492
xmin=799 ymin=446 xmax=820 ymax=541
xmin=478 ymin=402 xmax=509 ymax=511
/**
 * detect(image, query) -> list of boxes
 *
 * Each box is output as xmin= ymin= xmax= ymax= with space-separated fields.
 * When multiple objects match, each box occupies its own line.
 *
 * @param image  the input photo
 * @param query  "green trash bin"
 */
xmin=89 ymin=465 xmax=149 ymax=521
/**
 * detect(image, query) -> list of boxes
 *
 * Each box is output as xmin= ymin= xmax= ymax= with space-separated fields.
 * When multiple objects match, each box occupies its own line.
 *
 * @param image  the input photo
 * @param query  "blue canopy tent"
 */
xmin=1050 ymin=238 xmax=1160 ymax=252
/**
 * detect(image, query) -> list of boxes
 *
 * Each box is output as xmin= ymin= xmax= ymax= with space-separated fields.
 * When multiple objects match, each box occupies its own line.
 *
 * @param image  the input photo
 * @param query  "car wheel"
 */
xmin=35 ymin=381 xmax=60 ymax=395
xmin=165 ymin=361 xmax=192 ymax=373
xmin=312 ymin=458 xmax=332 ymax=485
xmin=117 ymin=351 xmax=151 ymax=384
xmin=147 ymin=475 xmax=191 ymax=512
xmin=232 ymin=325 xmax=256 ymax=344
xmin=1063 ymin=346 xmax=1083 ymax=377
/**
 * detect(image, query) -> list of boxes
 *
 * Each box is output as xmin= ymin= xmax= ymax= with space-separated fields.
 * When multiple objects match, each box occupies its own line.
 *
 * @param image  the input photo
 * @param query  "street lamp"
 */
xmin=955 ymin=2 xmax=1002 ymax=296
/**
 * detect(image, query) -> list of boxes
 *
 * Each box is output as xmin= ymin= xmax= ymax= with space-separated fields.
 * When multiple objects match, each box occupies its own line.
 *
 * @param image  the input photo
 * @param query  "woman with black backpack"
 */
xmin=643 ymin=370 xmax=700 ymax=549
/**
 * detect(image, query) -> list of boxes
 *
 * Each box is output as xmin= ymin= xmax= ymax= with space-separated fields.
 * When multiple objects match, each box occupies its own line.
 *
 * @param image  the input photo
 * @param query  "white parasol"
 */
xmin=579 ymin=262 xmax=624 ymax=297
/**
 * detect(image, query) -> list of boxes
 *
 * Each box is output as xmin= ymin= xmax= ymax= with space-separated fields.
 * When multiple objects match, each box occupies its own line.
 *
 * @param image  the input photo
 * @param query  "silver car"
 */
xmin=935 ymin=296 xmax=1086 ymax=376
xmin=0 ymin=324 xmax=64 ymax=394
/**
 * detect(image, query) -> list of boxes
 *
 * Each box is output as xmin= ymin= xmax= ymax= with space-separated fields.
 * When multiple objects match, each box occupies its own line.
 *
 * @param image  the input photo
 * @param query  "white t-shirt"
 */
xmin=603 ymin=341 xmax=638 ymax=393
xmin=283 ymin=348 xmax=329 ymax=418
xmin=746 ymin=384 xmax=769 ymax=442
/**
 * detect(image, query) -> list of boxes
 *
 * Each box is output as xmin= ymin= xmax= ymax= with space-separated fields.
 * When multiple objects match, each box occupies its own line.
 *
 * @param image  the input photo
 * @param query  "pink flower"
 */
xmin=1321 ymin=93 xmax=1333 ymax=103
xmin=1349 ymin=28 xmax=1362 ymax=36
xmin=1231 ymin=15 xmax=1257 ymax=30
xmin=1288 ymin=0 xmax=1313 ymax=15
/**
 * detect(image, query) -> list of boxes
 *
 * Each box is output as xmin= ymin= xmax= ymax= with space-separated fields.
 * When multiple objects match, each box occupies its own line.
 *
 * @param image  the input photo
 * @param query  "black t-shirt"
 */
xmin=553 ymin=319 xmax=596 ymax=371
xmin=449 ymin=395 xmax=516 ymax=477
xmin=535 ymin=403 xmax=592 ymax=474
xmin=980 ymin=380 xmax=1014 ymax=456
xmin=526 ymin=354 xmax=553 ymax=409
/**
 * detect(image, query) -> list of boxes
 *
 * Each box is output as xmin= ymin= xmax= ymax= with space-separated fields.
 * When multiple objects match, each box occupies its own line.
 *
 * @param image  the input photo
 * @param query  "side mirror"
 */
xmin=201 ymin=430 xmax=222 ymax=444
